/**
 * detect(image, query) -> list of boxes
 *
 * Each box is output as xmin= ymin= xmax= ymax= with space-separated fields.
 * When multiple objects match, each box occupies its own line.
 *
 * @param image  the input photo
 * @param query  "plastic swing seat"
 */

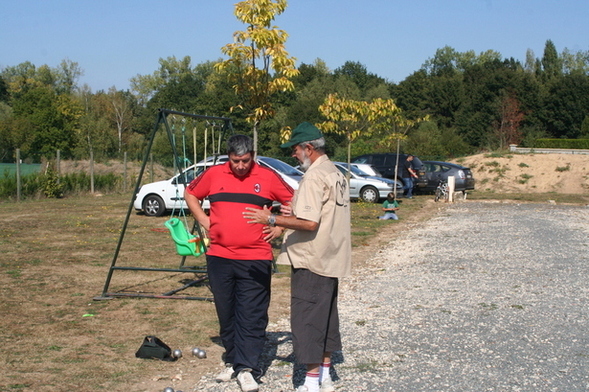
xmin=165 ymin=218 xmax=205 ymax=257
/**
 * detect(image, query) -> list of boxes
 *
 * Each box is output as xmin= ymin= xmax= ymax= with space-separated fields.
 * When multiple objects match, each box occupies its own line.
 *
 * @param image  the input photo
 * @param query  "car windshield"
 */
xmin=258 ymin=157 xmax=303 ymax=176
xmin=412 ymin=157 xmax=424 ymax=169
xmin=174 ymin=166 xmax=205 ymax=184
xmin=336 ymin=163 xmax=369 ymax=177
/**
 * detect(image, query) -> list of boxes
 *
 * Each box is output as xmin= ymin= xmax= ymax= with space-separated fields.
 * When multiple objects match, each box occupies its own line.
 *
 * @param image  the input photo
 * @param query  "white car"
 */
xmin=134 ymin=156 xmax=300 ymax=216
xmin=333 ymin=162 xmax=403 ymax=203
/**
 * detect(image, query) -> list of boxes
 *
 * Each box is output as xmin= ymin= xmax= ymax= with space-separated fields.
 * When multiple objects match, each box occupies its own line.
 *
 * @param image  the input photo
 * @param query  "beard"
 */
xmin=299 ymin=150 xmax=312 ymax=172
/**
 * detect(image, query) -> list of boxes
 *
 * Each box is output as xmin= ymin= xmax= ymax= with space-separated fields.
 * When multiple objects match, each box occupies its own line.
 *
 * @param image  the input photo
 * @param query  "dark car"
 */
xmin=351 ymin=153 xmax=428 ymax=188
xmin=422 ymin=161 xmax=475 ymax=192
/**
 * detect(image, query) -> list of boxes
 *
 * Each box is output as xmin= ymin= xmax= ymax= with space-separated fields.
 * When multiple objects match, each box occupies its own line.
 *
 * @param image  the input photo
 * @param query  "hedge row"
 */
xmin=535 ymin=139 xmax=589 ymax=149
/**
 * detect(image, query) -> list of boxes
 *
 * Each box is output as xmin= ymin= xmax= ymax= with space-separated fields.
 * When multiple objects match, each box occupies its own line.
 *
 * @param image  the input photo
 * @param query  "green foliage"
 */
xmin=518 ymin=173 xmax=533 ymax=184
xmin=39 ymin=167 xmax=64 ymax=198
xmin=535 ymin=139 xmax=589 ymax=149
xmin=0 ymin=170 xmax=122 ymax=199
xmin=3 ymin=35 xmax=589 ymax=164
xmin=555 ymin=164 xmax=571 ymax=172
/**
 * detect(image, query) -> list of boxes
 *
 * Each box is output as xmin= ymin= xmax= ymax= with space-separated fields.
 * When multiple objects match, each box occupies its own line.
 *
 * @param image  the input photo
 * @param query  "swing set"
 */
xmin=94 ymin=109 xmax=233 ymax=301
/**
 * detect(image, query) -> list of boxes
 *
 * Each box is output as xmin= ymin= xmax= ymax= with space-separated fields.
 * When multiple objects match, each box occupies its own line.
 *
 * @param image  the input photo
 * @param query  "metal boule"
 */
xmin=172 ymin=349 xmax=182 ymax=359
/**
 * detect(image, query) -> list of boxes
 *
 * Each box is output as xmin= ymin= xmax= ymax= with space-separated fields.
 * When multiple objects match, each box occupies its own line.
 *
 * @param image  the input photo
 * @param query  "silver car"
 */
xmin=333 ymin=162 xmax=403 ymax=203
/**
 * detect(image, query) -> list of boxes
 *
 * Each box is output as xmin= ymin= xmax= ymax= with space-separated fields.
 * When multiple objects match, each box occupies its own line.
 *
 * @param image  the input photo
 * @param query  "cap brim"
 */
xmin=280 ymin=140 xmax=297 ymax=148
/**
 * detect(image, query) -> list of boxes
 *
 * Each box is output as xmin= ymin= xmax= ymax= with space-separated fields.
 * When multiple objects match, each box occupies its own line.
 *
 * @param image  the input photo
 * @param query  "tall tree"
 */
xmin=541 ymin=39 xmax=562 ymax=80
xmin=216 ymin=0 xmax=299 ymax=155
xmin=494 ymin=92 xmax=525 ymax=149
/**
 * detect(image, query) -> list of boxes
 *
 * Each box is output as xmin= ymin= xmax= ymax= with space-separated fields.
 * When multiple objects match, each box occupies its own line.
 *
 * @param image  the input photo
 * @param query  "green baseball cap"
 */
xmin=281 ymin=122 xmax=324 ymax=148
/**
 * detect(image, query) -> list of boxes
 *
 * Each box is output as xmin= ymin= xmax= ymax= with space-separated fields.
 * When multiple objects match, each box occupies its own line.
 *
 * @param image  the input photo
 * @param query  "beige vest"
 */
xmin=277 ymin=155 xmax=351 ymax=278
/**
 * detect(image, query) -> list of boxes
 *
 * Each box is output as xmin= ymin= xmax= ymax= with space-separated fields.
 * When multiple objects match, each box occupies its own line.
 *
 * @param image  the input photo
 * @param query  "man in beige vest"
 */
xmin=243 ymin=122 xmax=351 ymax=392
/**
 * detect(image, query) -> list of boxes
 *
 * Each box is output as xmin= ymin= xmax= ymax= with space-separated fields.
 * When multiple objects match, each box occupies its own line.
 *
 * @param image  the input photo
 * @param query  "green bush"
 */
xmin=535 ymin=139 xmax=589 ymax=149
xmin=0 ymin=172 xmax=123 ymax=200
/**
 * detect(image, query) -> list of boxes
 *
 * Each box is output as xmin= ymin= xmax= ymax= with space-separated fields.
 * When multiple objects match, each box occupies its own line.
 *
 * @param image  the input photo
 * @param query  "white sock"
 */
xmin=303 ymin=371 xmax=320 ymax=392
xmin=320 ymin=362 xmax=332 ymax=383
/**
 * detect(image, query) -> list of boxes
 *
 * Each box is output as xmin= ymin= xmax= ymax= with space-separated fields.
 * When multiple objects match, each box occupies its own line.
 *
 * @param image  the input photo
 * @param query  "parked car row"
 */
xmin=351 ymin=153 xmax=475 ymax=194
xmin=134 ymin=153 xmax=475 ymax=217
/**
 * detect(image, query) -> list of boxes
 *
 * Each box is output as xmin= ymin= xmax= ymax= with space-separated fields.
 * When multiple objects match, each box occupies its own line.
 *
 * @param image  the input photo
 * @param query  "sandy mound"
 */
xmin=453 ymin=153 xmax=589 ymax=194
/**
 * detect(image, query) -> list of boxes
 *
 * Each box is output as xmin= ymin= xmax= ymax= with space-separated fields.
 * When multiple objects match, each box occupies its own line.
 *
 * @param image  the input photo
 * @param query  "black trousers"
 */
xmin=206 ymin=255 xmax=272 ymax=378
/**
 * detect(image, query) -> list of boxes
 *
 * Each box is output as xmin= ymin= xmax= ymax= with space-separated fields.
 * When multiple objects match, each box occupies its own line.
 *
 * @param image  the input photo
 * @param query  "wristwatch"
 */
xmin=267 ymin=214 xmax=276 ymax=227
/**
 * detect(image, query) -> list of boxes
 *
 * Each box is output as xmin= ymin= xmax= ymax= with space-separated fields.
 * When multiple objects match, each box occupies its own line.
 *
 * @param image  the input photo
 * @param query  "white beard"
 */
xmin=299 ymin=150 xmax=312 ymax=172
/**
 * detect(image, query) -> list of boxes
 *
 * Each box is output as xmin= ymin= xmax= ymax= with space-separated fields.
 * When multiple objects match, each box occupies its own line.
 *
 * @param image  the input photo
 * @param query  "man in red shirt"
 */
xmin=184 ymin=135 xmax=294 ymax=392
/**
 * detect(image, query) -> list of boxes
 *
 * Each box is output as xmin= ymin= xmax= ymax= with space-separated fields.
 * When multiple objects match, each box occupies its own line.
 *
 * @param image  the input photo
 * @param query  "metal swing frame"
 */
xmin=94 ymin=109 xmax=233 ymax=301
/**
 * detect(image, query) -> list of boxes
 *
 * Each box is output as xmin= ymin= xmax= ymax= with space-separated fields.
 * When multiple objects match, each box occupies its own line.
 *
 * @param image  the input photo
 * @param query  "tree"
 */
xmin=107 ymin=87 xmax=136 ymax=154
xmin=317 ymin=94 xmax=421 ymax=169
xmin=216 ymin=0 xmax=299 ymax=155
xmin=333 ymin=61 xmax=386 ymax=95
xmin=493 ymin=92 xmax=525 ymax=149
xmin=541 ymin=39 xmax=562 ymax=80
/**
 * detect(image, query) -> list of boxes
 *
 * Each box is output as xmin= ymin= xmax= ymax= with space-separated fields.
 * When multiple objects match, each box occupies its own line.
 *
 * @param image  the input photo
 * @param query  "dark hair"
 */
xmin=387 ymin=192 xmax=396 ymax=202
xmin=227 ymin=135 xmax=254 ymax=156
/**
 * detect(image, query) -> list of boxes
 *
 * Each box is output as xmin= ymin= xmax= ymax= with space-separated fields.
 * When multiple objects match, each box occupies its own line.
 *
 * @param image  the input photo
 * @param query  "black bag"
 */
xmin=135 ymin=336 xmax=177 ymax=361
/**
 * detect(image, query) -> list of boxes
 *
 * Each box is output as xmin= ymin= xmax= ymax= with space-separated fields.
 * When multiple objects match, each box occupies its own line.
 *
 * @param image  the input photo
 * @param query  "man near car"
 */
xmin=243 ymin=122 xmax=351 ymax=392
xmin=184 ymin=134 xmax=294 ymax=392
xmin=402 ymin=154 xmax=419 ymax=198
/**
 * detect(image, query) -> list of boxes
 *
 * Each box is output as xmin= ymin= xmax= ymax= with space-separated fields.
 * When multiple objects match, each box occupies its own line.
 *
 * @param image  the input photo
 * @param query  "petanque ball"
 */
xmin=196 ymin=349 xmax=207 ymax=359
xmin=191 ymin=347 xmax=200 ymax=356
xmin=163 ymin=387 xmax=174 ymax=392
xmin=172 ymin=349 xmax=182 ymax=359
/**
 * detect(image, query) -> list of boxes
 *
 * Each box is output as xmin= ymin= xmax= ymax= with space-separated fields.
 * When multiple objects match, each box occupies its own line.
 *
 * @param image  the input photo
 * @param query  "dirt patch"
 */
xmin=453 ymin=152 xmax=589 ymax=194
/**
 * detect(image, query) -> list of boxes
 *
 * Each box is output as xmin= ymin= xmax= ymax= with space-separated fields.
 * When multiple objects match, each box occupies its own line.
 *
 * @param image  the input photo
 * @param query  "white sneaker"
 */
xmin=237 ymin=369 xmax=259 ymax=392
xmin=215 ymin=364 xmax=234 ymax=382
xmin=320 ymin=378 xmax=335 ymax=392
xmin=296 ymin=386 xmax=310 ymax=392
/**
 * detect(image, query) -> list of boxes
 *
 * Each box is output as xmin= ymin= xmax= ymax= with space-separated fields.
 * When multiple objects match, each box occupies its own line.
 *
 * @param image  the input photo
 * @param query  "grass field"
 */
xmin=0 ymin=193 xmax=410 ymax=391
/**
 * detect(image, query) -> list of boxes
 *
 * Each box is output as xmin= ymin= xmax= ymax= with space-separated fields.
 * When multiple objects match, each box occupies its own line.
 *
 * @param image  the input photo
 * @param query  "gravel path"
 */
xmin=194 ymin=201 xmax=589 ymax=392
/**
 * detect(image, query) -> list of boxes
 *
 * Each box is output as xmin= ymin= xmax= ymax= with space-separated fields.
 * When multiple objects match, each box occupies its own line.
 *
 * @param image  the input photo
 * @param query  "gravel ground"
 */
xmin=193 ymin=201 xmax=589 ymax=392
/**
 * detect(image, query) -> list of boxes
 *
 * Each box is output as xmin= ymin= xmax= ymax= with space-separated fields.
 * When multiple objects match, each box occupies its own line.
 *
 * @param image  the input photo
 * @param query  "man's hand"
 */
xmin=243 ymin=205 xmax=272 ymax=225
xmin=280 ymin=202 xmax=292 ymax=216
xmin=262 ymin=225 xmax=284 ymax=242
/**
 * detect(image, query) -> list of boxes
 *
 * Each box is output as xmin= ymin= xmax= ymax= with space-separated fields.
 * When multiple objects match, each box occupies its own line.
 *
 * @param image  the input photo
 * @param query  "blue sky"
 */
xmin=2 ymin=0 xmax=587 ymax=92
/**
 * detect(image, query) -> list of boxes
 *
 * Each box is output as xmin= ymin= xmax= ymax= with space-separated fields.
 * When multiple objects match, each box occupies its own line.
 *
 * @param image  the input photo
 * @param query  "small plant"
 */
xmin=555 ymin=164 xmax=571 ymax=172
xmin=518 ymin=162 xmax=529 ymax=168
xmin=484 ymin=152 xmax=505 ymax=158
xmin=484 ymin=161 xmax=500 ymax=167
xmin=518 ymin=173 xmax=533 ymax=184
xmin=40 ymin=167 xmax=64 ymax=198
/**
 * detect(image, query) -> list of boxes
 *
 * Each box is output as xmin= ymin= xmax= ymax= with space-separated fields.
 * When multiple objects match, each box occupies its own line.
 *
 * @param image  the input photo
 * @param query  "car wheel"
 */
xmin=143 ymin=195 xmax=166 ymax=217
xmin=360 ymin=186 xmax=379 ymax=203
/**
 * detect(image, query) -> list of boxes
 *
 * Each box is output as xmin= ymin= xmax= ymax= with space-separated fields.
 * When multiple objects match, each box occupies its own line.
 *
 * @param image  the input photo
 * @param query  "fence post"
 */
xmin=56 ymin=149 xmax=61 ymax=184
xmin=90 ymin=150 xmax=95 ymax=194
xmin=124 ymin=152 xmax=128 ymax=192
xmin=448 ymin=176 xmax=455 ymax=202
xmin=16 ymin=149 xmax=21 ymax=202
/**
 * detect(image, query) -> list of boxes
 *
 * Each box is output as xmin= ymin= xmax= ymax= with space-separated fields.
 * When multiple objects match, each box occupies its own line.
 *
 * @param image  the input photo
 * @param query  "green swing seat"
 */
xmin=165 ymin=218 xmax=205 ymax=257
